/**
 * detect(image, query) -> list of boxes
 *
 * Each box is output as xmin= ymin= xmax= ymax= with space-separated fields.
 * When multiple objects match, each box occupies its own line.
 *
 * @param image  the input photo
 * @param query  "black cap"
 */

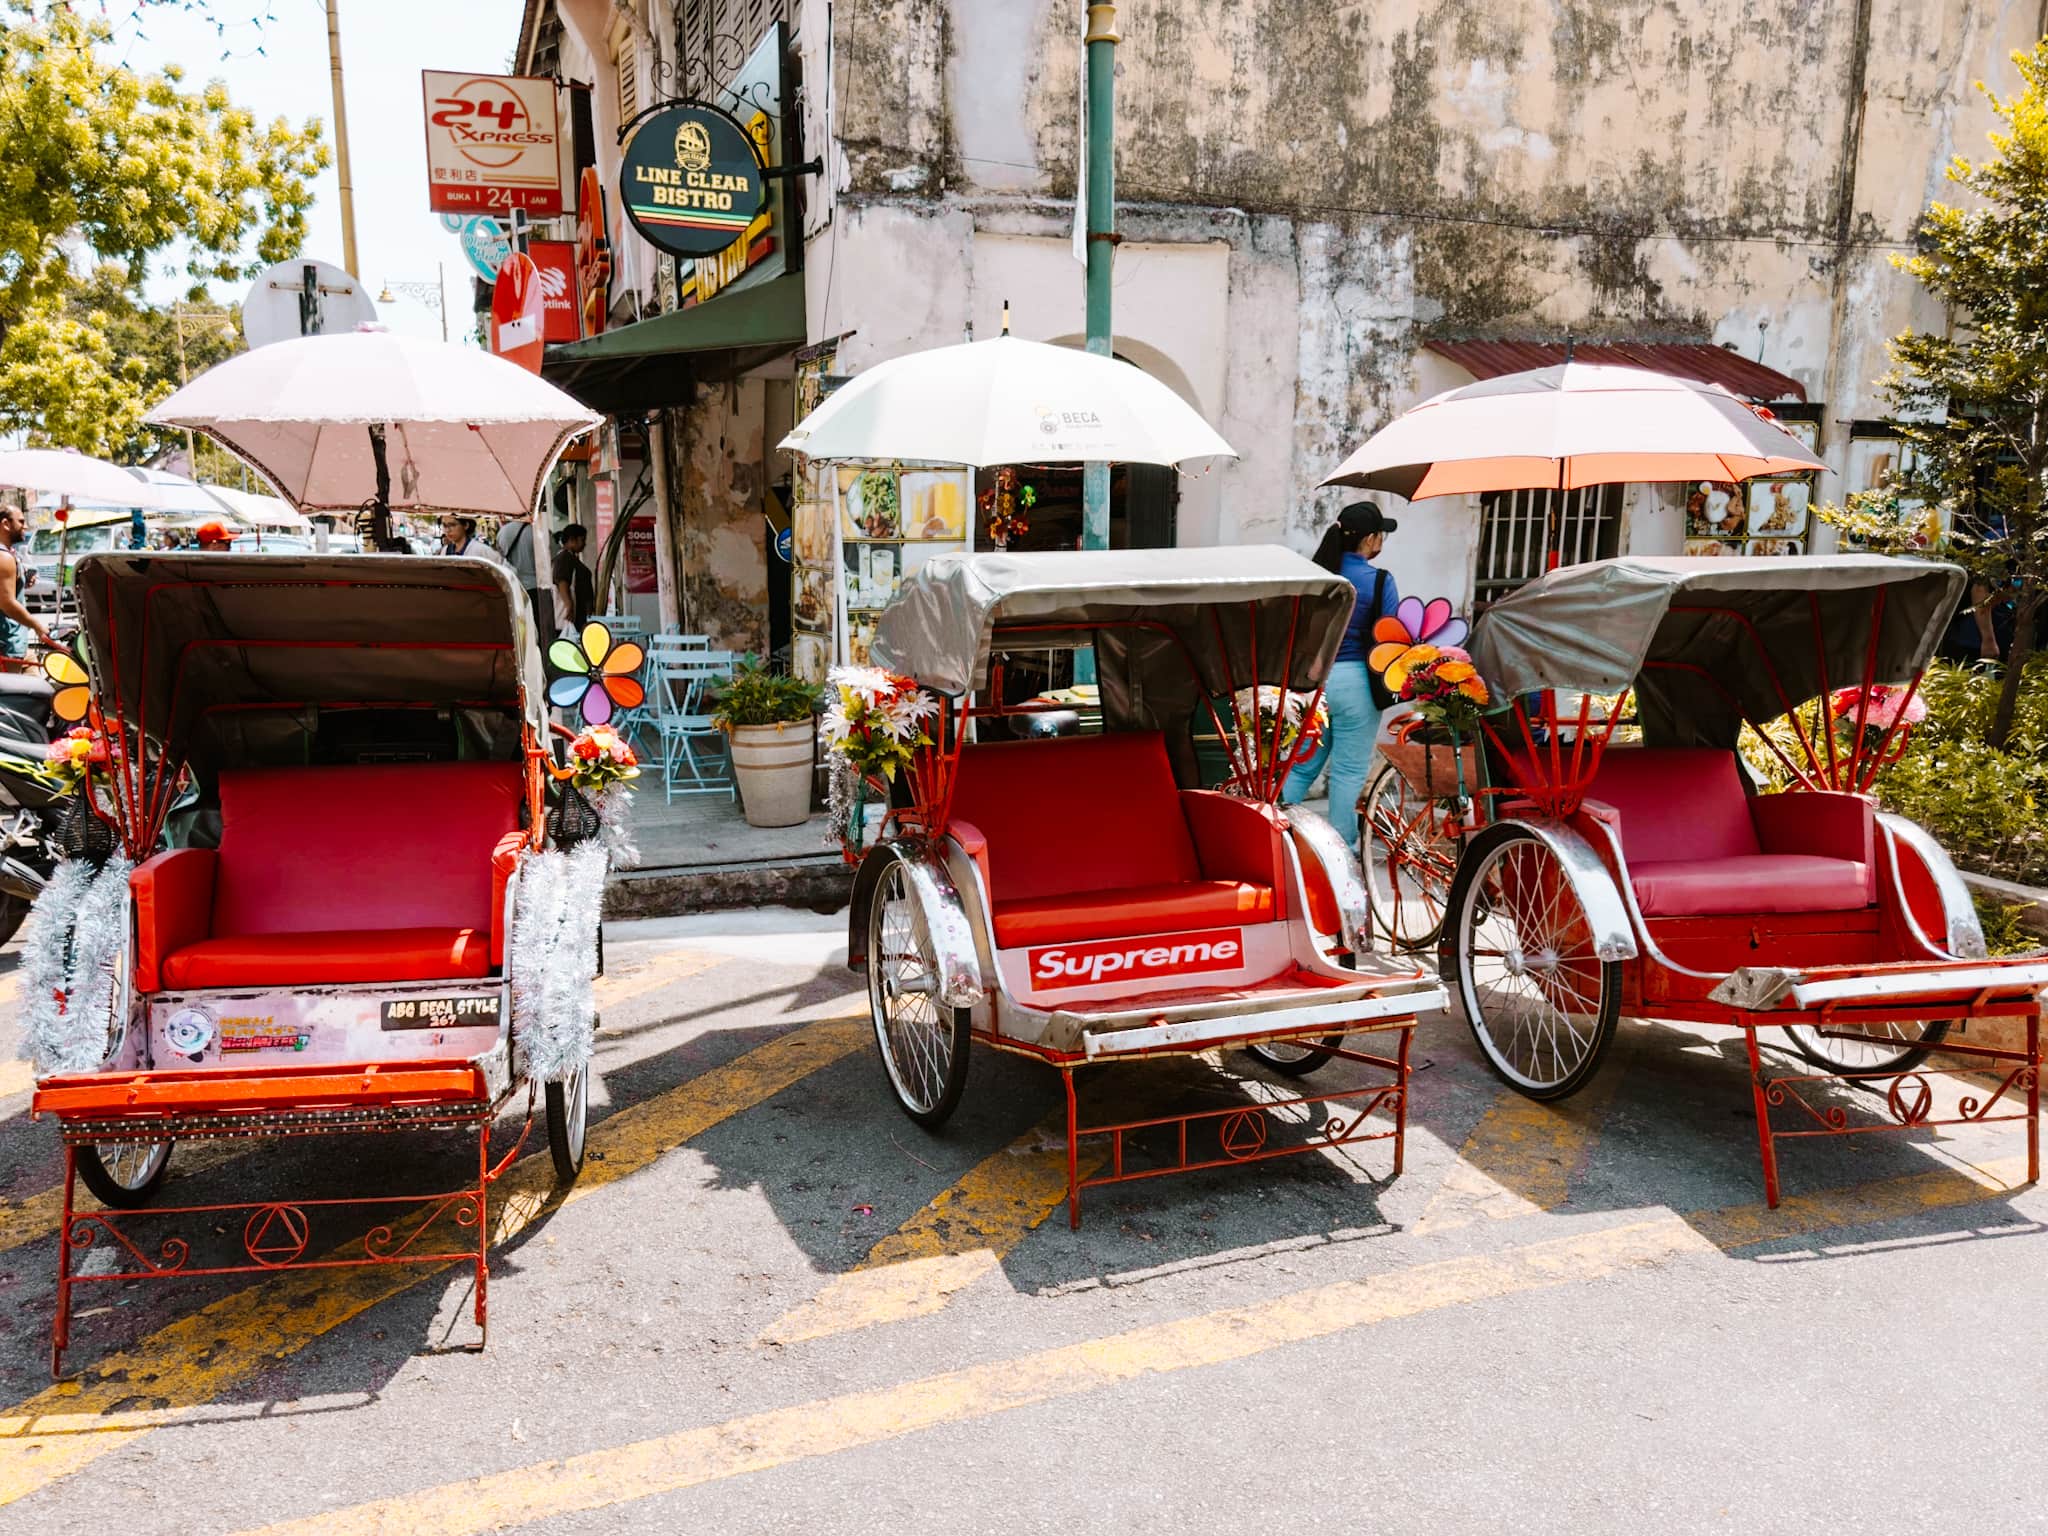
xmin=1338 ymin=500 xmax=1397 ymax=539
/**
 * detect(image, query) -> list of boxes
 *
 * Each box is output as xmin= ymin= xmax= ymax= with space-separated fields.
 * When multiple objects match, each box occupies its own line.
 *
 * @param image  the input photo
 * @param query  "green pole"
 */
xmin=1081 ymin=1 xmax=1118 ymax=551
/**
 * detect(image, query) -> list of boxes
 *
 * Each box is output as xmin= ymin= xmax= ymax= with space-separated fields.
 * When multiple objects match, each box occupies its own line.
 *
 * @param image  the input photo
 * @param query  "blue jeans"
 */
xmin=1282 ymin=659 xmax=1379 ymax=844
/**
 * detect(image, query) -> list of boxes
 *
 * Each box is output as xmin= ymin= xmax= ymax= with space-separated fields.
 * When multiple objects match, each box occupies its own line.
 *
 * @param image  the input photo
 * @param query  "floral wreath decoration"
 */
xmin=546 ymin=621 xmax=646 ymax=727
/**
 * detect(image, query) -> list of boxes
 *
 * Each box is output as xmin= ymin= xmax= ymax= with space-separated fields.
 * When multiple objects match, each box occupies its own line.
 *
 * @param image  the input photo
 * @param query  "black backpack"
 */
xmin=1363 ymin=569 xmax=1396 ymax=710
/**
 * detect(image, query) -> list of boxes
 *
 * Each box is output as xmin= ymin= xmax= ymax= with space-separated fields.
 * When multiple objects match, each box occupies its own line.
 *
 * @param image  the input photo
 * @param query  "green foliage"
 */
xmin=1973 ymin=893 xmax=2045 ymax=957
xmin=708 ymin=655 xmax=822 ymax=729
xmin=0 ymin=3 xmax=327 ymax=455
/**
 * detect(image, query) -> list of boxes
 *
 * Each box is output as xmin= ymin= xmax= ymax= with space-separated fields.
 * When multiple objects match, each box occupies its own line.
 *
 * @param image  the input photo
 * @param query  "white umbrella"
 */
xmin=1321 ymin=363 xmax=1824 ymax=499
xmin=125 ymin=467 xmax=238 ymax=518
xmin=145 ymin=329 xmax=601 ymax=524
xmin=207 ymin=484 xmax=307 ymax=529
xmin=0 ymin=448 xmax=168 ymax=509
xmin=778 ymin=335 xmax=1236 ymax=466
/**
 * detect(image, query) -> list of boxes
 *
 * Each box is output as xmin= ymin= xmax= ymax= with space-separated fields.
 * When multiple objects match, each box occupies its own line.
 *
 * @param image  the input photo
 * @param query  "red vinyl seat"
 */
xmin=1584 ymin=748 xmax=1874 ymax=918
xmin=132 ymin=761 xmax=525 ymax=992
xmin=947 ymin=732 xmax=1286 ymax=949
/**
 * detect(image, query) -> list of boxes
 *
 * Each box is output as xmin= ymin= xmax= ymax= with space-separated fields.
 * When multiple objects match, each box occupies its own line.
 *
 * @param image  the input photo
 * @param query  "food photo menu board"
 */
xmin=1682 ymin=418 xmax=1817 ymax=558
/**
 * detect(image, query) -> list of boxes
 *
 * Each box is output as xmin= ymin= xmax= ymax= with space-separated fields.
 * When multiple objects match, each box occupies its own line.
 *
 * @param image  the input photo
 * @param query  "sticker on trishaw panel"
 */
xmin=219 ymin=1015 xmax=312 ymax=1053
xmin=1027 ymin=929 xmax=1245 ymax=992
xmin=163 ymin=1005 xmax=217 ymax=1062
xmin=381 ymin=995 xmax=502 ymax=1031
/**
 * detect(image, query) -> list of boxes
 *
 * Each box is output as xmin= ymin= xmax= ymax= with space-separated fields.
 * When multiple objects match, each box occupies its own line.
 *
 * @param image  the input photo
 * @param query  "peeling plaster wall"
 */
xmin=803 ymin=0 xmax=2038 ymax=595
xmin=673 ymin=382 xmax=772 ymax=654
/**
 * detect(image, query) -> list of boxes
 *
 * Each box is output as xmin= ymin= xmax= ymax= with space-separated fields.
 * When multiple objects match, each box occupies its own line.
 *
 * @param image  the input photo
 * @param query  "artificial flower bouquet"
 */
xmin=1230 ymin=685 xmax=1329 ymax=769
xmin=567 ymin=724 xmax=641 ymax=793
xmin=820 ymin=665 xmax=938 ymax=781
xmin=42 ymin=726 xmax=110 ymax=792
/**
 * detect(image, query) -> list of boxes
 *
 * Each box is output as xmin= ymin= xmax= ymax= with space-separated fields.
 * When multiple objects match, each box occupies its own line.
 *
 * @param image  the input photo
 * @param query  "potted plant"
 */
xmin=709 ymin=655 xmax=824 ymax=827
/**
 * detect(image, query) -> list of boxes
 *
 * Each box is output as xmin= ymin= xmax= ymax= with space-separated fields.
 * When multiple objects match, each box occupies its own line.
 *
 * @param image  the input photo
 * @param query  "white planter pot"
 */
xmin=729 ymin=721 xmax=816 ymax=827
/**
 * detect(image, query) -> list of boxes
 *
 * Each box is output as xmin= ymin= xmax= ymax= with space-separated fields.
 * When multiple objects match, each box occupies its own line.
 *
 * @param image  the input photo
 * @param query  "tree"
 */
xmin=0 ymin=2 xmax=325 ymax=454
xmin=1831 ymin=40 xmax=2048 ymax=749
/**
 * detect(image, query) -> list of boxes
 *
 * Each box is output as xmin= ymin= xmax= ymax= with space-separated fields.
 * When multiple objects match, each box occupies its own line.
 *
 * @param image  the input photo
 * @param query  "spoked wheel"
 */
xmin=1359 ymin=761 xmax=1461 ymax=951
xmin=1787 ymin=1020 xmax=1952 ymax=1077
xmin=867 ymin=860 xmax=970 ymax=1129
xmin=1446 ymin=824 xmax=1621 ymax=1100
xmin=1245 ymin=1036 xmax=1345 ymax=1077
xmin=75 ymin=1140 xmax=172 ymax=1209
xmin=545 ymin=1058 xmax=590 ymax=1184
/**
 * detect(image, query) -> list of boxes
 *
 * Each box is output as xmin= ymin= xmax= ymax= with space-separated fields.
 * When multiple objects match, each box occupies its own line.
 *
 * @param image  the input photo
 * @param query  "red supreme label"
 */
xmin=1026 ymin=928 xmax=1244 ymax=992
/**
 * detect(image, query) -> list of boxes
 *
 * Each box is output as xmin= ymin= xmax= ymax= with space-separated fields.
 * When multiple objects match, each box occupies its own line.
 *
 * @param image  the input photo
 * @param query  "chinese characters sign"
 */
xmin=422 ymin=71 xmax=564 ymax=215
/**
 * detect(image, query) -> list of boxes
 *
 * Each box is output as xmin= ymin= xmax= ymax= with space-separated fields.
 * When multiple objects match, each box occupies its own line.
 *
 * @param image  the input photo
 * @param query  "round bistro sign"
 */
xmin=618 ymin=103 xmax=765 ymax=259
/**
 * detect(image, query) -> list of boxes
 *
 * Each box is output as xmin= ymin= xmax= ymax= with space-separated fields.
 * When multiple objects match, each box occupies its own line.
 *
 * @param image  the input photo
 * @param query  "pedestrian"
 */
xmin=195 ymin=520 xmax=234 ymax=552
xmin=553 ymin=523 xmax=596 ymax=636
xmin=0 ymin=502 xmax=55 ymax=658
xmin=437 ymin=514 xmax=499 ymax=561
xmin=497 ymin=512 xmax=555 ymax=641
xmin=1282 ymin=500 xmax=1401 ymax=844
xmin=1938 ymin=577 xmax=2016 ymax=667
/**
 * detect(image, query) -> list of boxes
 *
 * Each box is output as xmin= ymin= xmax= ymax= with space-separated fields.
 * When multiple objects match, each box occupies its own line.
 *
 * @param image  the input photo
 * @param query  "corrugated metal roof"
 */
xmin=1425 ymin=340 xmax=1806 ymax=402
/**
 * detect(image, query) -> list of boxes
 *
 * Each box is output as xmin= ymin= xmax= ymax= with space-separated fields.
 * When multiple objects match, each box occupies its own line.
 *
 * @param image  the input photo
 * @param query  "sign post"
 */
xmin=422 ymin=71 xmax=565 ymax=216
xmin=489 ymin=251 xmax=545 ymax=373
xmin=616 ymin=103 xmax=766 ymax=261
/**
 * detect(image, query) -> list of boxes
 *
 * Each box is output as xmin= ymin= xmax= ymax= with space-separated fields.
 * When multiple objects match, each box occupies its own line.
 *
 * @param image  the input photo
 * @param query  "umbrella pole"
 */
xmin=365 ymin=424 xmax=395 ymax=551
xmin=55 ymin=502 xmax=70 ymax=624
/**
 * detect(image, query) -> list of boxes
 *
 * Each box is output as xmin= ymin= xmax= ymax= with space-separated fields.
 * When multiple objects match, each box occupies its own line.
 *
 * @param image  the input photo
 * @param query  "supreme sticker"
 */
xmin=1026 ymin=928 xmax=1245 ymax=992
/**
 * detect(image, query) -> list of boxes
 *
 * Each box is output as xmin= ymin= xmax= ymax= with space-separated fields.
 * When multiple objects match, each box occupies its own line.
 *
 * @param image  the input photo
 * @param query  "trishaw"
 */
xmin=1360 ymin=554 xmax=2043 ymax=1204
xmin=25 ymin=553 xmax=603 ymax=1374
xmin=845 ymin=547 xmax=1448 ymax=1225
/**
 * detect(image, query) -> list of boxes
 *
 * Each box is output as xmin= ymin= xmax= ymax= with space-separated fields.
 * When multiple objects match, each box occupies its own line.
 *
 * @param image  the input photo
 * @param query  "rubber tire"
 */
xmin=1359 ymin=761 xmax=1455 ymax=952
xmin=75 ymin=1141 xmax=173 ymax=1209
xmin=0 ymin=892 xmax=27 ymax=950
xmin=866 ymin=867 xmax=971 ymax=1130
xmin=1789 ymin=1019 xmax=1952 ymax=1077
xmin=545 ymin=1060 xmax=589 ymax=1185
xmin=1443 ymin=822 xmax=1623 ymax=1102
xmin=1244 ymin=1037 xmax=1346 ymax=1077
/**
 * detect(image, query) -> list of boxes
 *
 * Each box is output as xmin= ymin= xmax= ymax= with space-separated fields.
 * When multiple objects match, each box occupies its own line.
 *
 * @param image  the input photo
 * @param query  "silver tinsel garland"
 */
xmin=590 ymin=782 xmax=639 ymax=869
xmin=18 ymin=855 xmax=135 ymax=1078
xmin=507 ymin=841 xmax=608 ymax=1083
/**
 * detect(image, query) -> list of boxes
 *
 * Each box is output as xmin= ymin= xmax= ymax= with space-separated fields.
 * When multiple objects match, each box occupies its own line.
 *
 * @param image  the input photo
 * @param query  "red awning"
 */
xmin=1424 ymin=339 xmax=1806 ymax=403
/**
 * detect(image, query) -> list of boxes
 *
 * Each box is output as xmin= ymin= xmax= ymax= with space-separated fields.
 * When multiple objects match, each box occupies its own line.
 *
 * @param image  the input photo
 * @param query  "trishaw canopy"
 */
xmin=872 ymin=546 xmax=1355 ymax=697
xmin=73 ymin=552 xmax=549 ymax=777
xmin=1467 ymin=555 xmax=1966 ymax=749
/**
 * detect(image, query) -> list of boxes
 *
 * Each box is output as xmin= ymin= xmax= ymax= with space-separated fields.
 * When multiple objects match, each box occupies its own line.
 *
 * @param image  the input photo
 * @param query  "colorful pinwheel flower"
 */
xmin=43 ymin=650 xmax=91 ymax=725
xmin=1367 ymin=597 xmax=1471 ymax=695
xmin=547 ymin=621 xmax=646 ymax=727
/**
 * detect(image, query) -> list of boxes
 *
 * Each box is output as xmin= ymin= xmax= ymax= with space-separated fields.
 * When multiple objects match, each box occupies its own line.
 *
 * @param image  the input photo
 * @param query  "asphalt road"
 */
xmin=0 ymin=908 xmax=2042 ymax=1534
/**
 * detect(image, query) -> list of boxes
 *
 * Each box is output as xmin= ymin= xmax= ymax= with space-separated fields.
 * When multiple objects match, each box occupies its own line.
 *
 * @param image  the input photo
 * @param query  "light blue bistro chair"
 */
xmin=653 ymin=649 xmax=736 ymax=802
xmin=608 ymin=628 xmax=702 ymax=751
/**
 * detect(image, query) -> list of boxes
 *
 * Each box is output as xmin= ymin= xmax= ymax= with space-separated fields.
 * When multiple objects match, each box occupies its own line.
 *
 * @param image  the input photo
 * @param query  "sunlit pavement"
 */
xmin=0 ymin=908 xmax=2041 ymax=1534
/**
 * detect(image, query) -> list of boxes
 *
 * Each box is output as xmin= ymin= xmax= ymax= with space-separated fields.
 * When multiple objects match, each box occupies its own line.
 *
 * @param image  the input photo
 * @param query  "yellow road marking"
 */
xmin=241 ymin=1153 xmax=2035 ymax=1536
xmin=0 ymin=1141 xmax=247 ymax=1258
xmin=761 ymin=1114 xmax=1104 ymax=1345
xmin=1416 ymin=1042 xmax=1634 ymax=1233
xmin=0 ymin=1061 xmax=27 ymax=1100
xmin=594 ymin=948 xmax=725 ymax=1012
xmin=0 ymin=1016 xmax=867 ymax=1508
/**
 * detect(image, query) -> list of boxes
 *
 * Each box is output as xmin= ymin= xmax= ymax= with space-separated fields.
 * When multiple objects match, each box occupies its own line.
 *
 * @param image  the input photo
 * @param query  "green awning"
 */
xmin=544 ymin=272 xmax=807 ymax=414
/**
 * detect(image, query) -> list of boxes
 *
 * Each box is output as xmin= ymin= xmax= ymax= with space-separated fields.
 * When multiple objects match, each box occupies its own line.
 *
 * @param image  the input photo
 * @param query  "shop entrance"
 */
xmin=975 ymin=460 xmax=1179 ymax=552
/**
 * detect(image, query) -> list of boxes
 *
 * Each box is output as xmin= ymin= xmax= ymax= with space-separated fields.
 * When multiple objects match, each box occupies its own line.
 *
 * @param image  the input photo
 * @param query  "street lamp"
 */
xmin=378 ymin=262 xmax=449 ymax=341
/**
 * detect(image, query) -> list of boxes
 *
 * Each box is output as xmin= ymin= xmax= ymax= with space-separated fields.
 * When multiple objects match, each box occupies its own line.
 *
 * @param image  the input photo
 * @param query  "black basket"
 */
xmin=547 ymin=787 xmax=603 ymax=847
xmin=54 ymin=798 xmax=119 ymax=864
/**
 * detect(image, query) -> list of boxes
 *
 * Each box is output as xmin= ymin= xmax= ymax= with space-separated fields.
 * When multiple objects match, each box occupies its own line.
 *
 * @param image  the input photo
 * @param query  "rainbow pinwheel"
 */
xmin=43 ymin=650 xmax=91 ymax=724
xmin=546 ymin=621 xmax=646 ymax=727
xmin=1367 ymin=597 xmax=1470 ymax=694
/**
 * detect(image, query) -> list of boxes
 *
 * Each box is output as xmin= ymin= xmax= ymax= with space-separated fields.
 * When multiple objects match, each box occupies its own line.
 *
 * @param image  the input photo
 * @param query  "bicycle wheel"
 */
xmin=1359 ymin=761 xmax=1461 ymax=951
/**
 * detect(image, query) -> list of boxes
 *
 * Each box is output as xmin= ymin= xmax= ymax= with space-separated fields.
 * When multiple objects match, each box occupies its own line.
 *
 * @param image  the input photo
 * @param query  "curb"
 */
xmin=1960 ymin=871 xmax=2048 ymax=940
xmin=606 ymin=855 xmax=853 ymax=919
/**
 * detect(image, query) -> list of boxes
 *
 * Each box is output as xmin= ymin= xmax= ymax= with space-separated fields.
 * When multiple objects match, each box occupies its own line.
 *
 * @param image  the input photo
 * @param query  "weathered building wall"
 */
xmin=672 ymin=380 xmax=772 ymax=653
xmin=801 ymin=0 xmax=2040 ymax=603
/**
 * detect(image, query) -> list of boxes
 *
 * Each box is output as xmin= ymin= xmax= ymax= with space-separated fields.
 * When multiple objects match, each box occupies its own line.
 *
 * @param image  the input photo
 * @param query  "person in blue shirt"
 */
xmin=1283 ymin=500 xmax=1400 ymax=843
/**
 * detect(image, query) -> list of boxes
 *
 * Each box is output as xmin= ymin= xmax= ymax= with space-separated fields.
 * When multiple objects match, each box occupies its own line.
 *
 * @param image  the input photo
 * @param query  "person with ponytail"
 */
xmin=1282 ymin=500 xmax=1400 ymax=842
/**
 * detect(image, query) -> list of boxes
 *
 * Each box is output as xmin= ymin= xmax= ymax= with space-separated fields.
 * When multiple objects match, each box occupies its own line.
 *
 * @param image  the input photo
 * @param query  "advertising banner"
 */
xmin=617 ymin=103 xmax=766 ymax=259
xmin=527 ymin=240 xmax=580 ymax=343
xmin=489 ymin=251 xmax=545 ymax=373
xmin=423 ymin=71 xmax=565 ymax=215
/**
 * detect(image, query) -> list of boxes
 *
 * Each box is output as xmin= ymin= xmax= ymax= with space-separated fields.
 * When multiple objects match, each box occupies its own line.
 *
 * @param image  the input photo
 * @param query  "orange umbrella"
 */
xmin=1321 ymin=362 xmax=1823 ymax=501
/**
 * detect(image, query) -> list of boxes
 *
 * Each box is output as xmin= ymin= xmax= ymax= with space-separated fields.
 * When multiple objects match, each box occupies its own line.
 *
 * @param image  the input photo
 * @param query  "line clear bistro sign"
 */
xmin=618 ymin=103 xmax=766 ymax=258
xmin=422 ymin=71 xmax=565 ymax=215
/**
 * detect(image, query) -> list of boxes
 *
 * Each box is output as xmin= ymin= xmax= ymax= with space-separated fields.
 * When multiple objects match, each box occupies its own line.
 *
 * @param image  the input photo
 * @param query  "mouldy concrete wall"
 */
xmin=673 ymin=383 xmax=771 ymax=654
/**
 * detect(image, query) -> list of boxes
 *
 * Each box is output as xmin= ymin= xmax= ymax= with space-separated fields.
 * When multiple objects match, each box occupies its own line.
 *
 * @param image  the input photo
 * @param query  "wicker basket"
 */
xmin=547 ymin=786 xmax=603 ymax=847
xmin=1380 ymin=730 xmax=1480 ymax=800
xmin=54 ymin=798 xmax=119 ymax=864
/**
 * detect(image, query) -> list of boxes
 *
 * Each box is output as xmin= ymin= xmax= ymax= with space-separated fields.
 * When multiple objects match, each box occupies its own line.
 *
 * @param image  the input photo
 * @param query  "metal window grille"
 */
xmin=674 ymin=0 xmax=786 ymax=88
xmin=1473 ymin=486 xmax=1622 ymax=605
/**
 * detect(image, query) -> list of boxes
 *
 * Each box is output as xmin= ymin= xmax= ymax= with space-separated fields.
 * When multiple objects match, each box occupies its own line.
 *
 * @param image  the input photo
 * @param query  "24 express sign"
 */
xmin=422 ymin=71 xmax=564 ymax=215
xmin=618 ymin=104 xmax=765 ymax=258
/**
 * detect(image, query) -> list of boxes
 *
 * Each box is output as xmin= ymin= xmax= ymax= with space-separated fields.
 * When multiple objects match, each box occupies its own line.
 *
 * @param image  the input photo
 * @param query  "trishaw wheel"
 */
xmin=1245 ymin=1037 xmax=1345 ymax=1076
xmin=867 ymin=860 xmax=970 ymax=1129
xmin=1787 ymin=1019 xmax=1952 ymax=1077
xmin=1446 ymin=825 xmax=1620 ymax=1100
xmin=545 ymin=1060 xmax=590 ymax=1184
xmin=76 ymin=1141 xmax=173 ymax=1209
xmin=1359 ymin=761 xmax=1458 ymax=951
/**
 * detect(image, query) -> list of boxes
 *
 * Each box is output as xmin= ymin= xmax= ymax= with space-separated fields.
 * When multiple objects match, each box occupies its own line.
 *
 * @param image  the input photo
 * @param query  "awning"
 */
xmin=1426 ymin=339 xmax=1806 ymax=403
xmin=543 ymin=272 xmax=808 ymax=415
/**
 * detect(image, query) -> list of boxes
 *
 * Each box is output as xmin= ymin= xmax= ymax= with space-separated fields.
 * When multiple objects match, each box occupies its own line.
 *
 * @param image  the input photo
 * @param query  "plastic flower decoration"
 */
xmin=1368 ymin=597 xmax=1471 ymax=695
xmin=567 ymin=723 xmax=640 ymax=792
xmin=1400 ymin=654 xmax=1492 ymax=736
xmin=1230 ymin=686 xmax=1329 ymax=765
xmin=820 ymin=665 xmax=937 ymax=781
xmin=1827 ymin=684 xmax=1927 ymax=733
xmin=547 ymin=621 xmax=646 ymax=727
xmin=42 ymin=725 xmax=110 ymax=790
xmin=43 ymin=650 xmax=91 ymax=724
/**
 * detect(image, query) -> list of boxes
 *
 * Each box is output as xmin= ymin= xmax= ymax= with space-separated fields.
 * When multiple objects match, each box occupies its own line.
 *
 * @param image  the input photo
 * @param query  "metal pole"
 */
xmin=1081 ymin=1 xmax=1118 ymax=550
xmin=325 ymin=0 xmax=360 ymax=278
xmin=172 ymin=304 xmax=196 ymax=463
xmin=437 ymin=261 xmax=449 ymax=342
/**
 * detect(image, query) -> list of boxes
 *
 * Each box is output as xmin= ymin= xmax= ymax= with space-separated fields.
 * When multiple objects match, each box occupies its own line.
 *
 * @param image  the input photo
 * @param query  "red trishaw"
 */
xmin=845 ymin=547 xmax=1447 ymax=1225
xmin=25 ymin=553 xmax=599 ymax=1374
xmin=1362 ymin=554 xmax=2043 ymax=1203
